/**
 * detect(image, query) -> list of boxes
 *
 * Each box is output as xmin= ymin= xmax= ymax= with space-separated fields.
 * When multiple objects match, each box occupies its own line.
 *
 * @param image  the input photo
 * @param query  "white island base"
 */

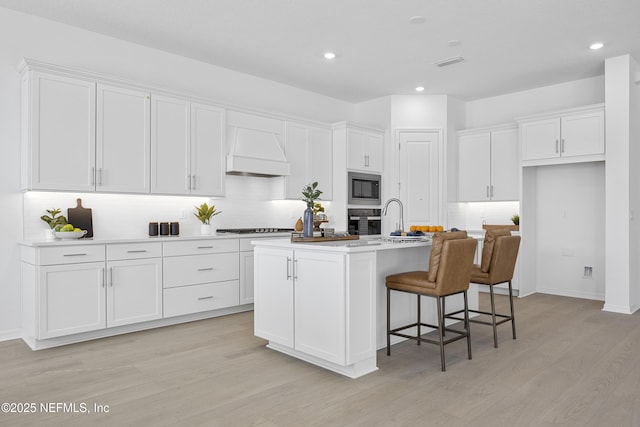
xmin=253 ymin=238 xmax=478 ymax=378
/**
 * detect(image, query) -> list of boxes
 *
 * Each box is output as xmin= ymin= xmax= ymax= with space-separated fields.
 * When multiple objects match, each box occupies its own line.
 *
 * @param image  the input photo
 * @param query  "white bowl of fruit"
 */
xmin=54 ymin=224 xmax=87 ymax=239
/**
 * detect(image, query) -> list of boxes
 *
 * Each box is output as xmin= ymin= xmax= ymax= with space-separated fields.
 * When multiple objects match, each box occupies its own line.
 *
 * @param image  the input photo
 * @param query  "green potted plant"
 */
xmin=40 ymin=208 xmax=67 ymax=240
xmin=511 ymin=213 xmax=520 ymax=226
xmin=301 ymin=182 xmax=322 ymax=237
xmin=194 ymin=203 xmax=221 ymax=235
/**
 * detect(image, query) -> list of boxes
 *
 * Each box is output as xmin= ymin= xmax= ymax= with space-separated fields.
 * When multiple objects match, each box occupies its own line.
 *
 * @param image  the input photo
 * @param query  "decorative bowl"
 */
xmin=54 ymin=230 xmax=87 ymax=239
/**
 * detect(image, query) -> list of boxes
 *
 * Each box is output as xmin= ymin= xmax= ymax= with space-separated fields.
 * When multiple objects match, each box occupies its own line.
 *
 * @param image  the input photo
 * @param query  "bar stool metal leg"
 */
xmin=387 ymin=287 xmax=391 ymax=356
xmin=489 ymin=285 xmax=498 ymax=348
xmin=464 ymin=290 xmax=472 ymax=360
xmin=436 ymin=296 xmax=446 ymax=371
xmin=417 ymin=295 xmax=421 ymax=345
xmin=508 ymin=280 xmax=516 ymax=340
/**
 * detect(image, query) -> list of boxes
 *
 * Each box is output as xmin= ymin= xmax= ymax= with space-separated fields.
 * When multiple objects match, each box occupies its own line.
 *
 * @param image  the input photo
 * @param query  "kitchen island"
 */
xmin=252 ymin=237 xmax=479 ymax=378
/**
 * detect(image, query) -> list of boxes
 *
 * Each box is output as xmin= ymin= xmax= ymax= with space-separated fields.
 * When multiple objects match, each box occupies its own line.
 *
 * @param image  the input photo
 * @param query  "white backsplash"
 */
xmin=23 ymin=175 xmax=330 ymax=241
xmin=448 ymin=201 xmax=520 ymax=231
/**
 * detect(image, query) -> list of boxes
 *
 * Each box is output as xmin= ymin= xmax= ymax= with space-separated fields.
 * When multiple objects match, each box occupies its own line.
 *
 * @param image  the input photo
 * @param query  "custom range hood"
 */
xmin=226 ymin=126 xmax=290 ymax=177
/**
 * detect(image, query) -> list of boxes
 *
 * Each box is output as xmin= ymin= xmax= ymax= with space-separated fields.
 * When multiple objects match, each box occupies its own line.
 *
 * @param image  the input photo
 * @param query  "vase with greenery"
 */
xmin=194 ymin=203 xmax=221 ymax=235
xmin=301 ymin=182 xmax=322 ymax=238
xmin=40 ymin=208 xmax=67 ymax=239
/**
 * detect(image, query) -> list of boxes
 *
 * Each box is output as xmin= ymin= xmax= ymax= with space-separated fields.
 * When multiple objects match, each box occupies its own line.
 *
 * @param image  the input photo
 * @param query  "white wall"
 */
xmin=0 ymin=7 xmax=354 ymax=338
xmin=465 ymin=76 xmax=605 ymax=129
xmin=630 ymin=57 xmax=640 ymax=309
xmin=535 ymin=163 xmax=605 ymax=300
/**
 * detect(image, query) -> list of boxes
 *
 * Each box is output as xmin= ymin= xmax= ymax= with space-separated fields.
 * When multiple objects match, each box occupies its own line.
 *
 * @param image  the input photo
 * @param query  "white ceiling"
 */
xmin=1 ymin=0 xmax=639 ymax=103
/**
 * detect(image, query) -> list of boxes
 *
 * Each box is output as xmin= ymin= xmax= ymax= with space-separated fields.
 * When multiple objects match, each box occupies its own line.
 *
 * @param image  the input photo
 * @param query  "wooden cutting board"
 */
xmin=67 ymin=198 xmax=93 ymax=238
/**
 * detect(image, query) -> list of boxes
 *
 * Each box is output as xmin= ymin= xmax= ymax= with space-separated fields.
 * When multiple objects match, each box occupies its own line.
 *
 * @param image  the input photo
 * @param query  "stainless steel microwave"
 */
xmin=348 ymin=171 xmax=381 ymax=205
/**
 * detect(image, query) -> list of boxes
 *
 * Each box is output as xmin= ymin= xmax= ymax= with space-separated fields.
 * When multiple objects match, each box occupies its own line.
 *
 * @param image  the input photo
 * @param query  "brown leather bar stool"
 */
xmin=446 ymin=230 xmax=521 ymax=348
xmin=386 ymin=231 xmax=477 ymax=371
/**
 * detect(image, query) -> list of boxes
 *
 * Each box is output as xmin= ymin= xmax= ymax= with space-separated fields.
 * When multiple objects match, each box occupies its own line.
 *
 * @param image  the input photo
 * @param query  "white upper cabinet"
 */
xmin=96 ymin=84 xmax=151 ymax=193
xmin=458 ymin=125 xmax=519 ymax=202
xmin=346 ymin=127 xmax=383 ymax=173
xmin=519 ymin=104 xmax=604 ymax=166
xmin=150 ymin=94 xmax=190 ymax=195
xmin=190 ymin=102 xmax=225 ymax=196
xmin=21 ymin=71 xmax=96 ymax=191
xmin=149 ymin=96 xmax=226 ymax=196
xmin=281 ymin=121 xmax=333 ymax=200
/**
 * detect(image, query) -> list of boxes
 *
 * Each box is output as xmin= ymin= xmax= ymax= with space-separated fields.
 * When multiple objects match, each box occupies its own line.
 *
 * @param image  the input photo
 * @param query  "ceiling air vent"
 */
xmin=432 ymin=56 xmax=465 ymax=67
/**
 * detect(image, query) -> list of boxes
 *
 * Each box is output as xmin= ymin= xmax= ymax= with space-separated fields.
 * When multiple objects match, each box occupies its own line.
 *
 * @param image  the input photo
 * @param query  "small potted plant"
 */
xmin=40 ymin=208 xmax=68 ymax=239
xmin=301 ymin=182 xmax=322 ymax=237
xmin=194 ymin=203 xmax=221 ymax=235
xmin=511 ymin=213 xmax=520 ymax=226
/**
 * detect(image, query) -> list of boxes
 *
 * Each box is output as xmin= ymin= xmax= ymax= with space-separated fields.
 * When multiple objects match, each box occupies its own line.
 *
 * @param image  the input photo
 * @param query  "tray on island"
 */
xmin=291 ymin=235 xmax=359 ymax=243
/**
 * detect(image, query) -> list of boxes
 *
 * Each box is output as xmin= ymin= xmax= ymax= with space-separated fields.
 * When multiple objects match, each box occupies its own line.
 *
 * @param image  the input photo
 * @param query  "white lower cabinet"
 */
xmin=239 ymin=238 xmax=255 ymax=305
xmin=254 ymin=246 xmax=376 ymax=374
xmin=105 ymin=257 xmax=162 ymax=328
xmin=162 ymin=239 xmax=240 ymax=318
xmin=37 ymin=261 xmax=106 ymax=339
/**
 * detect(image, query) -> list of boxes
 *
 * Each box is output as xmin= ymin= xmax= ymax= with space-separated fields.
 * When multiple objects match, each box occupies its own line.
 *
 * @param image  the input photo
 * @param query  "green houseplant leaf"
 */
xmin=301 ymin=182 xmax=323 ymax=207
xmin=41 ymin=208 xmax=68 ymax=229
xmin=194 ymin=203 xmax=221 ymax=224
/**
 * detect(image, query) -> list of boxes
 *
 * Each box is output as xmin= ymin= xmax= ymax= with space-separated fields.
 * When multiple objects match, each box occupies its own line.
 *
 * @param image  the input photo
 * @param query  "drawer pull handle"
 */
xmin=127 ymin=250 xmax=148 ymax=253
xmin=197 ymin=296 xmax=214 ymax=300
xmin=63 ymin=253 xmax=87 ymax=257
xmin=198 ymin=267 xmax=214 ymax=271
xmin=197 ymin=246 xmax=214 ymax=249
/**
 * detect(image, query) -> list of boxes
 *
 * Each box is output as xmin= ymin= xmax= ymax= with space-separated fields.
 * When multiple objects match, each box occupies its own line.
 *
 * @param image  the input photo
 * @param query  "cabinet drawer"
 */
xmin=163 ymin=252 xmax=239 ymax=288
xmin=163 ymin=239 xmax=239 ymax=256
xmin=37 ymin=245 xmax=105 ymax=266
xmin=163 ymin=280 xmax=239 ymax=318
xmin=107 ymin=242 xmax=162 ymax=260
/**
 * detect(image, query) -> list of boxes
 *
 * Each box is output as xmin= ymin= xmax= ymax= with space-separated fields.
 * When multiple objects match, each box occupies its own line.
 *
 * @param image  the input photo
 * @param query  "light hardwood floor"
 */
xmin=1 ymin=293 xmax=640 ymax=427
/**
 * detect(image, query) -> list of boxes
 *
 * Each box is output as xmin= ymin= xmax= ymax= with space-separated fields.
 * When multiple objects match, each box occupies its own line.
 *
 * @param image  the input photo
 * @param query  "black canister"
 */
xmin=148 ymin=222 xmax=159 ymax=236
xmin=159 ymin=222 xmax=170 ymax=236
xmin=170 ymin=222 xmax=180 ymax=236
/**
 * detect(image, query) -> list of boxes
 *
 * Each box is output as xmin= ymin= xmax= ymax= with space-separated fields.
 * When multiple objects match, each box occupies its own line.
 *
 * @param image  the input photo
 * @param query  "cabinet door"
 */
xmin=191 ymin=102 xmax=225 ymax=196
xmin=490 ymin=128 xmax=519 ymax=201
xmin=458 ymin=132 xmax=491 ymax=201
xmin=283 ymin=122 xmax=310 ymax=199
xmin=106 ymin=258 xmax=162 ymax=328
xmin=294 ymin=250 xmax=345 ymax=364
xmin=346 ymin=128 xmax=366 ymax=170
xmin=253 ymin=247 xmax=294 ymax=347
xmin=239 ymin=251 xmax=254 ymax=305
xmin=309 ymin=127 xmax=333 ymax=200
xmin=38 ymin=262 xmax=105 ymax=339
xmin=151 ymin=94 xmax=190 ymax=194
xmin=520 ymin=118 xmax=561 ymax=161
xmin=364 ymin=132 xmax=384 ymax=173
xmin=27 ymin=72 xmax=96 ymax=191
xmin=96 ymin=84 xmax=150 ymax=193
xmin=561 ymin=110 xmax=605 ymax=157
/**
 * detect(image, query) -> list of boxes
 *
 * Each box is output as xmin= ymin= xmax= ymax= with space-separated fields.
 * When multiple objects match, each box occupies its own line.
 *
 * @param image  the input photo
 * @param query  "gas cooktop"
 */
xmin=216 ymin=228 xmax=294 ymax=234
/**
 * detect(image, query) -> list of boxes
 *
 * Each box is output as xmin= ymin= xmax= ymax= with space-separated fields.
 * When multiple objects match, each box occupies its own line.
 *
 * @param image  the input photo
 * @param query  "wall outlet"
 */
xmin=583 ymin=266 xmax=593 ymax=278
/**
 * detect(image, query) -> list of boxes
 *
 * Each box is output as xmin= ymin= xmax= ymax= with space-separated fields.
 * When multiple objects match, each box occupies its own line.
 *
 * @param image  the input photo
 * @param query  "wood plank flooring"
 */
xmin=1 ymin=293 xmax=640 ymax=426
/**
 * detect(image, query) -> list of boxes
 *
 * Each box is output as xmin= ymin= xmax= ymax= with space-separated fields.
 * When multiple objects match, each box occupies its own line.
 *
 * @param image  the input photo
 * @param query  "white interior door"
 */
xmin=399 ymin=131 xmax=441 ymax=229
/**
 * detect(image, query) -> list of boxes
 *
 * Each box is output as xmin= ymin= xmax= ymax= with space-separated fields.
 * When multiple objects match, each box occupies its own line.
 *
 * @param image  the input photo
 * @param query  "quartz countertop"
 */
xmin=252 ymin=236 xmax=432 ymax=253
xmin=20 ymin=232 xmax=292 ymax=247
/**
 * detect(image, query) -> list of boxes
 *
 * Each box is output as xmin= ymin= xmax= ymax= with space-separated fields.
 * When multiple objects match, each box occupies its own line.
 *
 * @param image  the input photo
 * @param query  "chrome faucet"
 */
xmin=382 ymin=198 xmax=404 ymax=232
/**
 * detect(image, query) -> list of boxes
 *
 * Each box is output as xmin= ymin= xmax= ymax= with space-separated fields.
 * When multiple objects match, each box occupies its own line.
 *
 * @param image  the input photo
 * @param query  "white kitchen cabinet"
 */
xmin=163 ymin=239 xmax=240 ymax=317
xmin=458 ymin=125 xmax=519 ymax=201
xmin=37 ymin=262 xmax=106 ymax=339
xmin=96 ymin=84 xmax=151 ymax=193
xmin=190 ymin=102 xmax=225 ymax=196
xmin=254 ymin=247 xmax=347 ymax=365
xmin=150 ymin=94 xmax=190 ymax=194
xmin=151 ymin=95 xmax=225 ymax=196
xmin=239 ymin=239 xmax=255 ymax=305
xmin=346 ymin=126 xmax=384 ymax=173
xmin=21 ymin=70 xmax=96 ymax=191
xmin=281 ymin=121 xmax=333 ymax=200
xmin=519 ymin=104 xmax=605 ymax=166
xmin=105 ymin=243 xmax=163 ymax=328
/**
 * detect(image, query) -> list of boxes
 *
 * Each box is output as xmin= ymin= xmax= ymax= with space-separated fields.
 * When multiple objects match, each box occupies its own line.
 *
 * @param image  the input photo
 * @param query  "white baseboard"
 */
xmin=0 ymin=329 xmax=21 ymax=342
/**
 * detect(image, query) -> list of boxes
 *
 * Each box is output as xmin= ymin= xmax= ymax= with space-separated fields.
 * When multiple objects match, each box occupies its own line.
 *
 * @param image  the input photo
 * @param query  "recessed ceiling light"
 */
xmin=324 ymin=52 xmax=336 ymax=60
xmin=447 ymin=39 xmax=461 ymax=47
xmin=415 ymin=86 xmax=425 ymax=92
xmin=409 ymin=16 xmax=426 ymax=25
xmin=589 ymin=42 xmax=604 ymax=50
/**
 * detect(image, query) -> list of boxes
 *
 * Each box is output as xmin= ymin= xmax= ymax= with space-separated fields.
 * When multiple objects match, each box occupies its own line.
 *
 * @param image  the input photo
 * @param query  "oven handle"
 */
xmin=350 ymin=216 xmax=382 ymax=220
